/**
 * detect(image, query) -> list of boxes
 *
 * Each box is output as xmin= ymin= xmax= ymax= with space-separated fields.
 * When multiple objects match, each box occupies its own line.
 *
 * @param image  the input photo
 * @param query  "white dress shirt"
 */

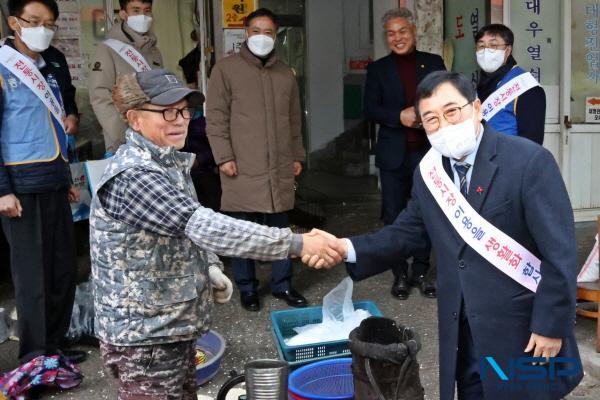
xmin=345 ymin=124 xmax=486 ymax=263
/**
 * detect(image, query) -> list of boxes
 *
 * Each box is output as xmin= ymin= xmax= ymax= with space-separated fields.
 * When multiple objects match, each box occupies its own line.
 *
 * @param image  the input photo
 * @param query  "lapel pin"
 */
xmin=476 ymin=186 xmax=484 ymax=194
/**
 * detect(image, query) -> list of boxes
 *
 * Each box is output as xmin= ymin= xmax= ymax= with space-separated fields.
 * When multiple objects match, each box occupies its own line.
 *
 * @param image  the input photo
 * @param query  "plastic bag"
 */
xmin=578 ymin=234 xmax=599 ymax=283
xmin=69 ymin=163 xmax=92 ymax=221
xmin=84 ymin=158 xmax=111 ymax=195
xmin=65 ymin=282 xmax=95 ymax=341
xmin=284 ymin=277 xmax=371 ymax=346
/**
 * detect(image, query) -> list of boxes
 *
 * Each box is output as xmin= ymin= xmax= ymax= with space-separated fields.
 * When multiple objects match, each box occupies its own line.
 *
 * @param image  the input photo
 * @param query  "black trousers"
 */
xmin=190 ymin=171 xmax=221 ymax=212
xmin=1 ymin=191 xmax=77 ymax=363
xmin=228 ymin=212 xmax=292 ymax=293
xmin=379 ymin=150 xmax=432 ymax=278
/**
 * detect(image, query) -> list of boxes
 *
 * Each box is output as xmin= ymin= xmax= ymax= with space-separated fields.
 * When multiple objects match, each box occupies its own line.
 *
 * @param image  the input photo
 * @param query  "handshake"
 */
xmin=298 ymin=229 xmax=348 ymax=269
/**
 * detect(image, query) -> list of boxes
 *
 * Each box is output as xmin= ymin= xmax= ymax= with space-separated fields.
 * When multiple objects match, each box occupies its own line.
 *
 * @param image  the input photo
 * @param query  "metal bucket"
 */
xmin=245 ymin=359 xmax=288 ymax=400
xmin=216 ymin=359 xmax=288 ymax=400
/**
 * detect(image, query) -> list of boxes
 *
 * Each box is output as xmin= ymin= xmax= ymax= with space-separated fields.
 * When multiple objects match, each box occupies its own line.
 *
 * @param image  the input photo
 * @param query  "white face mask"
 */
xmin=427 ymin=108 xmax=479 ymax=160
xmin=17 ymin=24 xmax=55 ymax=53
xmin=247 ymin=34 xmax=275 ymax=57
xmin=476 ymin=48 xmax=506 ymax=73
xmin=126 ymin=14 xmax=153 ymax=34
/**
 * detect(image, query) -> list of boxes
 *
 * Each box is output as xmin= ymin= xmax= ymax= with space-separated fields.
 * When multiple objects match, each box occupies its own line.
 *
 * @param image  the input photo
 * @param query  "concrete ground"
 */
xmin=1 ymin=171 xmax=599 ymax=399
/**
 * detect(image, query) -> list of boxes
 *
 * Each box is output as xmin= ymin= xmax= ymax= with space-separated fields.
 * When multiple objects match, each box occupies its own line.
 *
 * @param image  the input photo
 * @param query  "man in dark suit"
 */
xmin=364 ymin=7 xmax=445 ymax=299
xmin=306 ymin=71 xmax=582 ymax=399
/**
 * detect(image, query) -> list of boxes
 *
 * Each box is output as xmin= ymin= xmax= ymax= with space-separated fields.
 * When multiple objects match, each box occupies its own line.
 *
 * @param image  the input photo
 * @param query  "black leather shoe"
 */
xmin=240 ymin=291 xmax=260 ymax=311
xmin=391 ymin=275 xmax=410 ymax=299
xmin=60 ymin=349 xmax=87 ymax=364
xmin=272 ymin=289 xmax=307 ymax=308
xmin=411 ymin=274 xmax=437 ymax=298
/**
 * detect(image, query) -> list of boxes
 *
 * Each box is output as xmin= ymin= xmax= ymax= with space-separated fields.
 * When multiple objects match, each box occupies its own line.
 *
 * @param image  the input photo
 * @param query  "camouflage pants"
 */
xmin=100 ymin=340 xmax=196 ymax=400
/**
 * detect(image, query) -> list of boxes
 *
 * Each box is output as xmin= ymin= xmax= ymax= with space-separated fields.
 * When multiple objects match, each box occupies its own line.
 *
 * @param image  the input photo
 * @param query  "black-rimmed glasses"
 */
xmin=16 ymin=16 xmax=58 ymax=32
xmin=135 ymin=107 xmax=195 ymax=122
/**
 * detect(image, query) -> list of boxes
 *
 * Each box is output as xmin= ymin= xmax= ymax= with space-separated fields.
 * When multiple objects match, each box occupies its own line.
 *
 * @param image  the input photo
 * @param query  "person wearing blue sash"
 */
xmin=475 ymin=24 xmax=546 ymax=145
xmin=304 ymin=71 xmax=582 ymax=400
xmin=0 ymin=0 xmax=86 ymax=375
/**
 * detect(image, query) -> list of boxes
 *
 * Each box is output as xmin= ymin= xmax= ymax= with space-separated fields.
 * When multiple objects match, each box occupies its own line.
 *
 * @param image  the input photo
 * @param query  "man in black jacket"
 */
xmin=0 ymin=0 xmax=84 ymax=368
xmin=364 ymin=7 xmax=445 ymax=299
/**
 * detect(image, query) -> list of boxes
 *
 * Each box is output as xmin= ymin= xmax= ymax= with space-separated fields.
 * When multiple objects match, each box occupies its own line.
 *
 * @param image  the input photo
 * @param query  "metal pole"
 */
xmin=198 ymin=0 xmax=208 ymax=97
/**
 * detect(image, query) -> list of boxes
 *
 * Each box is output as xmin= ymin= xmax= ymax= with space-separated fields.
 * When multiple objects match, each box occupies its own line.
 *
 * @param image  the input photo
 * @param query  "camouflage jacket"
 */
xmin=90 ymin=129 xmax=212 ymax=346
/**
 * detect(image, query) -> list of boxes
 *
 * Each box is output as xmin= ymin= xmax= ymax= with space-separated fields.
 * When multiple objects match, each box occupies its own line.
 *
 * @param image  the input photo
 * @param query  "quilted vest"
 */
xmin=90 ymin=129 xmax=212 ymax=346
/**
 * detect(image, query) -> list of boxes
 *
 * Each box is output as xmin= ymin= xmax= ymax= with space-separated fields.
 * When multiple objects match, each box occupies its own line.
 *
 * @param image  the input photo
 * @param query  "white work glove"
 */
xmin=208 ymin=265 xmax=233 ymax=303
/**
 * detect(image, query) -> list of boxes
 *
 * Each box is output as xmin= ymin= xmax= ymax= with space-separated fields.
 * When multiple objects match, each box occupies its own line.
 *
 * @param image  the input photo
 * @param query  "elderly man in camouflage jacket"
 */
xmin=90 ymin=69 xmax=342 ymax=400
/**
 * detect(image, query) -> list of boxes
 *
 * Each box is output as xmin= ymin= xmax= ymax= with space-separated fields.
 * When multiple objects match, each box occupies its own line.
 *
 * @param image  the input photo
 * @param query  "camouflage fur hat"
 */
xmin=112 ymin=69 xmax=204 ymax=116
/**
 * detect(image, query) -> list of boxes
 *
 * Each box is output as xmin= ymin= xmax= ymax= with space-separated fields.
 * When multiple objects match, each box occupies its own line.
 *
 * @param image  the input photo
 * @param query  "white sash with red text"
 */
xmin=104 ymin=38 xmax=151 ymax=72
xmin=419 ymin=148 xmax=541 ymax=292
xmin=0 ymin=44 xmax=65 ymax=131
xmin=481 ymin=72 xmax=539 ymax=122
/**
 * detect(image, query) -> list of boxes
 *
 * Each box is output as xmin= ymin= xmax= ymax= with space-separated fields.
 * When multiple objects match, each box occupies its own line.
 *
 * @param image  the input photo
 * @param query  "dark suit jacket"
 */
xmin=363 ymin=51 xmax=445 ymax=171
xmin=347 ymin=127 xmax=582 ymax=400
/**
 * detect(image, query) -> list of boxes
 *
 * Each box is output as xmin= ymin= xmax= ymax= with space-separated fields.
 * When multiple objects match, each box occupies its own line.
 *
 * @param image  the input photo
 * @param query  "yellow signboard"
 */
xmin=223 ymin=0 xmax=256 ymax=28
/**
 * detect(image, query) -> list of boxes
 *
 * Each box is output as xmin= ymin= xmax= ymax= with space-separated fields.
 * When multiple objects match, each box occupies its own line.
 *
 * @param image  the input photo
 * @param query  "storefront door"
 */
xmin=559 ymin=0 xmax=600 ymax=219
xmin=258 ymin=0 xmax=308 ymax=152
xmin=505 ymin=0 xmax=600 ymax=220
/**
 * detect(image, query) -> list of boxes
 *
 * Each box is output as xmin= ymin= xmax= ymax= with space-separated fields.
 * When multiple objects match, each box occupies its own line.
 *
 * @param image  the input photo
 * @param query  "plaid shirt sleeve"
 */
xmin=185 ymin=207 xmax=294 ymax=261
xmin=97 ymin=168 xmax=198 ymax=237
xmin=98 ymin=168 xmax=301 ymax=260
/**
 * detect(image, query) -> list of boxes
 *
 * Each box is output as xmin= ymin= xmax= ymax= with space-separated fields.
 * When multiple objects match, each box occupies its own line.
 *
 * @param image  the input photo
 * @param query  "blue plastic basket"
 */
xmin=270 ymin=301 xmax=382 ymax=364
xmin=288 ymin=358 xmax=354 ymax=400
